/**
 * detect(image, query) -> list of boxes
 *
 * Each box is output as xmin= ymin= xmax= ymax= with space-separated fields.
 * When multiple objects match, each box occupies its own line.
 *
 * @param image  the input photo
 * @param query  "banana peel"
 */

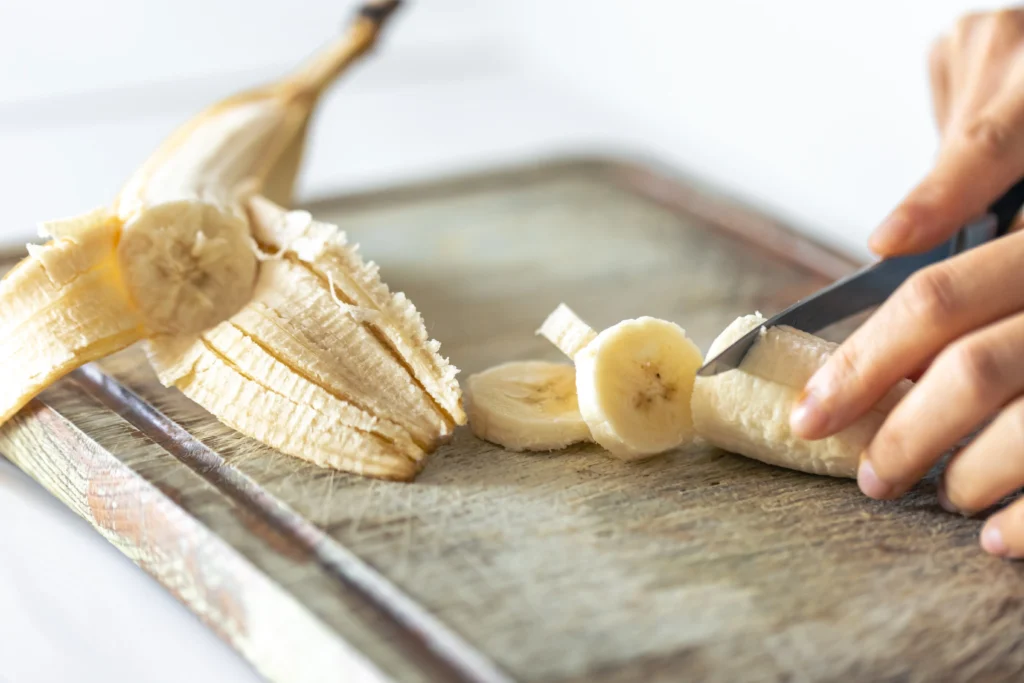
xmin=1 ymin=0 xmax=466 ymax=481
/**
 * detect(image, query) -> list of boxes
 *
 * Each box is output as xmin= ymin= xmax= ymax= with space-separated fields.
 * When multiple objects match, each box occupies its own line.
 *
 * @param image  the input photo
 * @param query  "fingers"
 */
xmin=857 ymin=312 xmax=1024 ymax=500
xmin=981 ymin=501 xmax=1019 ymax=557
xmin=870 ymin=10 xmax=1024 ymax=257
xmin=972 ymin=413 xmax=1024 ymax=557
xmin=790 ymin=231 xmax=1024 ymax=441
xmin=941 ymin=390 xmax=1024 ymax=515
xmin=867 ymin=123 xmax=1024 ymax=257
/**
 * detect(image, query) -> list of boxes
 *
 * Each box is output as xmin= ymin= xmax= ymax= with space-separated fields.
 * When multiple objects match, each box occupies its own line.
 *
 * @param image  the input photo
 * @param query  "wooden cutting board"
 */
xmin=3 ymin=157 xmax=1023 ymax=683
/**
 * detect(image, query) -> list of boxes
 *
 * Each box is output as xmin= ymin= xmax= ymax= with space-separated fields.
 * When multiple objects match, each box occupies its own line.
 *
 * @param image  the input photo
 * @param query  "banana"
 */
xmin=0 ymin=2 xmax=402 ymax=428
xmin=691 ymin=313 xmax=911 ymax=478
xmin=538 ymin=304 xmax=704 ymax=460
xmin=465 ymin=361 xmax=591 ymax=452
xmin=147 ymin=198 xmax=465 ymax=481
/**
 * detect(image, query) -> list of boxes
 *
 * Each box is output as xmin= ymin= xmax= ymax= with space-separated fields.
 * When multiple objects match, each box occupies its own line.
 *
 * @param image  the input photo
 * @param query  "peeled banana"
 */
xmin=1 ymin=1 xmax=470 ymax=480
xmin=691 ymin=313 xmax=911 ymax=478
xmin=470 ymin=304 xmax=912 ymax=482
xmin=465 ymin=361 xmax=591 ymax=452
xmin=538 ymin=304 xmax=704 ymax=461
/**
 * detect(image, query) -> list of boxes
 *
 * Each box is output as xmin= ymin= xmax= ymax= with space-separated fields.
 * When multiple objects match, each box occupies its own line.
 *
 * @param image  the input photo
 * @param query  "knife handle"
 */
xmin=989 ymin=176 xmax=1024 ymax=236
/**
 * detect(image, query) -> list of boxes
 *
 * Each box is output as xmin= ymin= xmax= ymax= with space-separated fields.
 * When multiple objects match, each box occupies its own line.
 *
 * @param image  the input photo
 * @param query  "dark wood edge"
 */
xmin=0 ymin=389 xmax=393 ymax=683
xmin=299 ymin=153 xmax=865 ymax=282
xmin=71 ymin=365 xmax=512 ymax=683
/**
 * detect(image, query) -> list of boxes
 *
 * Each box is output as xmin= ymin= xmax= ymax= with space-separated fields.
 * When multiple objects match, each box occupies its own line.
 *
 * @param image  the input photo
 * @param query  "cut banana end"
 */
xmin=466 ymin=361 xmax=592 ymax=452
xmin=691 ymin=313 xmax=911 ymax=478
xmin=537 ymin=303 xmax=597 ymax=358
xmin=538 ymin=305 xmax=704 ymax=461
xmin=147 ymin=198 xmax=464 ymax=481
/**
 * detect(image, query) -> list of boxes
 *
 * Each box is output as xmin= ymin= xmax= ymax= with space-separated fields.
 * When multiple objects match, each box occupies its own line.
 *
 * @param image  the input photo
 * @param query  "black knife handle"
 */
xmin=989 ymin=176 xmax=1024 ymax=236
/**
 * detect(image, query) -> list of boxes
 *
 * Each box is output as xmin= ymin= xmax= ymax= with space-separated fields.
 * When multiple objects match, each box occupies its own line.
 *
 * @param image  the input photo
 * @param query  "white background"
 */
xmin=0 ymin=1 xmax=998 ymax=681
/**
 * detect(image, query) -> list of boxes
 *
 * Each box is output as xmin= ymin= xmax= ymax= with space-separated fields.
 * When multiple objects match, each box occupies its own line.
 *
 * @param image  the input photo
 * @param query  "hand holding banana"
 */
xmin=789 ymin=9 xmax=1024 ymax=557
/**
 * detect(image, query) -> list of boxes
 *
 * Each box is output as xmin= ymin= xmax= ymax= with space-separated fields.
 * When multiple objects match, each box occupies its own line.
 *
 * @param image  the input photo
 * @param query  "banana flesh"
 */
xmin=691 ymin=313 xmax=911 ymax=477
xmin=538 ymin=304 xmax=704 ymax=461
xmin=147 ymin=198 xmax=464 ymax=481
xmin=474 ymin=305 xmax=912 ymax=480
xmin=466 ymin=361 xmax=591 ymax=452
xmin=113 ymin=2 xmax=399 ymax=336
xmin=536 ymin=303 xmax=597 ymax=358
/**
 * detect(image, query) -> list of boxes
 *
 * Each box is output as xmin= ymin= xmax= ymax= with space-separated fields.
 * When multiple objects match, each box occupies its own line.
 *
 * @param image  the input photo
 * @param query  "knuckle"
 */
xmin=961 ymin=117 xmax=1018 ymax=159
xmin=941 ymin=339 xmax=1005 ymax=403
xmin=991 ymin=8 xmax=1024 ymax=36
xmin=900 ymin=266 xmax=960 ymax=325
xmin=870 ymin=423 xmax=919 ymax=480
xmin=827 ymin=343 xmax=868 ymax=393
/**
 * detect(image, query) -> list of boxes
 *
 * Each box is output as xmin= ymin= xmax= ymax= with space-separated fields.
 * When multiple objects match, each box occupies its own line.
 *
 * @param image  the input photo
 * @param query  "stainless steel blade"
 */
xmin=695 ymin=233 xmax=963 ymax=377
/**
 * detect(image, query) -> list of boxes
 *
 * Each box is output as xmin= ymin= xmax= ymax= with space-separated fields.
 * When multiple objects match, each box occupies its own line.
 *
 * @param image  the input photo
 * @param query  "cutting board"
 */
xmin=3 ymin=157 xmax=1023 ymax=683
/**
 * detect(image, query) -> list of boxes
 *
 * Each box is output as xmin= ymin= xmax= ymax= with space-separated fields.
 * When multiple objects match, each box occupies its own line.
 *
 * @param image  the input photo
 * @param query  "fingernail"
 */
xmin=868 ymin=211 xmax=911 ymax=255
xmin=790 ymin=387 xmax=830 ymax=438
xmin=857 ymin=458 xmax=893 ymax=499
xmin=981 ymin=523 xmax=1008 ymax=557
xmin=936 ymin=479 xmax=959 ymax=514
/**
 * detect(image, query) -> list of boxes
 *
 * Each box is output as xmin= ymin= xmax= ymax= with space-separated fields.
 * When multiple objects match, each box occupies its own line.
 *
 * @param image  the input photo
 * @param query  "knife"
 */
xmin=696 ymin=176 xmax=1024 ymax=377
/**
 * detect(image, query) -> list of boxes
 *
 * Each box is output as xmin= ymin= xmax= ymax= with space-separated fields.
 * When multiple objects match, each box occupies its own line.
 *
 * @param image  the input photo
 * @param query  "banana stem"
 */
xmin=285 ymin=0 xmax=403 ymax=98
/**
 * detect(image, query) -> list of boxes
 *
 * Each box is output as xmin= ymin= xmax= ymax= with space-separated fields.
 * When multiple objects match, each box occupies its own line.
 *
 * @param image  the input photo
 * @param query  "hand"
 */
xmin=871 ymin=9 xmax=1024 ymax=255
xmin=788 ymin=9 xmax=1024 ymax=558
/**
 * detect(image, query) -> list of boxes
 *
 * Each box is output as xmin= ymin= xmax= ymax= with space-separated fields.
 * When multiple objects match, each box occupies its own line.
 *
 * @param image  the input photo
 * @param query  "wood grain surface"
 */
xmin=3 ymin=157 xmax=1023 ymax=683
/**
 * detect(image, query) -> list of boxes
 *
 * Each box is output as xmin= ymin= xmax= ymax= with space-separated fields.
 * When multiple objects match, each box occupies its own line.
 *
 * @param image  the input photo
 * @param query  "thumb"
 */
xmin=869 ymin=119 xmax=1024 ymax=257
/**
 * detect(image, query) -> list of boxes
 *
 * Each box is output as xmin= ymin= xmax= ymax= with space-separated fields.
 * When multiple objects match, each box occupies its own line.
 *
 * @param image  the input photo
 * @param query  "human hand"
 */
xmin=870 ymin=9 xmax=1024 ymax=255
xmin=788 ymin=9 xmax=1024 ymax=558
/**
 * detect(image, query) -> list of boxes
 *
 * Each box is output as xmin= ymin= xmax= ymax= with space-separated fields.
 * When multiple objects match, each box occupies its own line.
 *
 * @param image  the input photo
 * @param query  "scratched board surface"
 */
xmin=3 ymin=158 xmax=1024 ymax=683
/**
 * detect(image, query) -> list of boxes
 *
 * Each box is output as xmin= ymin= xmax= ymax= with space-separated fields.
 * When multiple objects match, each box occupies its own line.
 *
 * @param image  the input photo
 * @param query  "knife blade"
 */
xmin=696 ymin=170 xmax=1024 ymax=379
xmin=695 ymin=215 xmax=997 ymax=378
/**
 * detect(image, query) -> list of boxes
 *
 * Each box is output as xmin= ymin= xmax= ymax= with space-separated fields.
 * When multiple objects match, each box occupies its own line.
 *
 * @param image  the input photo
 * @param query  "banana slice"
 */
xmin=538 ymin=304 xmax=703 ymax=460
xmin=466 ymin=361 xmax=591 ymax=452
xmin=691 ymin=313 xmax=911 ymax=477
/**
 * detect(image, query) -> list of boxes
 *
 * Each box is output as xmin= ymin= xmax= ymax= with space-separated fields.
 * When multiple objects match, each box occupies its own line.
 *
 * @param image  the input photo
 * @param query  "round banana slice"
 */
xmin=576 ymin=318 xmax=703 ymax=460
xmin=466 ymin=361 xmax=592 ymax=452
xmin=538 ymin=304 xmax=703 ymax=460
